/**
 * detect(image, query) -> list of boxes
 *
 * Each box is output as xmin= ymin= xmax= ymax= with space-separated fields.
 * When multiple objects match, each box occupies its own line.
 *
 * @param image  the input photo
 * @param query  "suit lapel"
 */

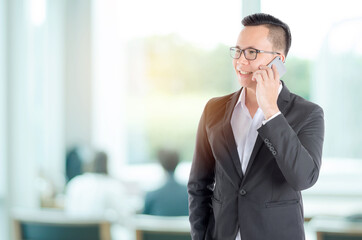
xmin=242 ymin=81 xmax=291 ymax=179
xmin=222 ymin=89 xmax=243 ymax=179
xmin=276 ymin=81 xmax=291 ymax=115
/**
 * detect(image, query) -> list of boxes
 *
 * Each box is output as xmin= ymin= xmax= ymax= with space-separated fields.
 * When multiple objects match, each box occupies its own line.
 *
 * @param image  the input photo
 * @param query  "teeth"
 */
xmin=240 ymin=70 xmax=252 ymax=74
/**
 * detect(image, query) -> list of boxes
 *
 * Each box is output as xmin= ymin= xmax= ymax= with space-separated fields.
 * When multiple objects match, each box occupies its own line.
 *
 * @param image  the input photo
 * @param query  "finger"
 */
xmin=259 ymin=69 xmax=269 ymax=82
xmin=253 ymin=73 xmax=264 ymax=84
xmin=255 ymin=68 xmax=269 ymax=83
xmin=266 ymin=67 xmax=274 ymax=81
xmin=258 ymin=65 xmax=268 ymax=70
xmin=259 ymin=65 xmax=274 ymax=80
xmin=252 ymin=71 xmax=263 ymax=82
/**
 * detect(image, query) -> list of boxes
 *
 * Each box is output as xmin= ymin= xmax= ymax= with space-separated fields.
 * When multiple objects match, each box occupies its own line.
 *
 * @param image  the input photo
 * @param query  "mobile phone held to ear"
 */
xmin=267 ymin=56 xmax=286 ymax=78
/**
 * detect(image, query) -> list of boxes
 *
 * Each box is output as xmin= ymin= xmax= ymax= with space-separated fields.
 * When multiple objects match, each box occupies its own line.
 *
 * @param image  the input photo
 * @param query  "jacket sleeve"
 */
xmin=188 ymin=102 xmax=216 ymax=240
xmin=257 ymin=106 xmax=325 ymax=191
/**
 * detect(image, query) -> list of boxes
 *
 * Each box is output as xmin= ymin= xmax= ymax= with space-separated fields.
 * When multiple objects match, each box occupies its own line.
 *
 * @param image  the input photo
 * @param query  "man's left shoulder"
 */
xmin=288 ymin=91 xmax=324 ymax=115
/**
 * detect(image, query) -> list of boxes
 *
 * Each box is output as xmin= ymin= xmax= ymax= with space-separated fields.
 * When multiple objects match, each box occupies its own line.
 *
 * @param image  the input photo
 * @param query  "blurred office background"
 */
xmin=1 ymin=0 xmax=362 ymax=239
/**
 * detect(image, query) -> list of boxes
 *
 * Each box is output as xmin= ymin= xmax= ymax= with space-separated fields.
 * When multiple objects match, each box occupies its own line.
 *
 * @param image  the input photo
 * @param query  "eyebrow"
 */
xmin=235 ymin=45 xmax=257 ymax=49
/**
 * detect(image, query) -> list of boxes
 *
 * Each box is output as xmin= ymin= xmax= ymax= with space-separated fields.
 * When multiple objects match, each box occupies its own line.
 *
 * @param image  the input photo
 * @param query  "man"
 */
xmin=188 ymin=13 xmax=324 ymax=240
xmin=143 ymin=148 xmax=189 ymax=216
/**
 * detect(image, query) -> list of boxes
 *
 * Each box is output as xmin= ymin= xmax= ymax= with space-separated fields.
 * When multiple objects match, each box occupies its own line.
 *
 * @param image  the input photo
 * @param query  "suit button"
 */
xmin=264 ymin=138 xmax=270 ymax=143
xmin=239 ymin=189 xmax=247 ymax=196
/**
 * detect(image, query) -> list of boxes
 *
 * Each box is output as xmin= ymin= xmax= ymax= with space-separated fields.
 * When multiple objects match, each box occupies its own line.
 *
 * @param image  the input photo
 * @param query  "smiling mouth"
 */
xmin=239 ymin=70 xmax=253 ymax=75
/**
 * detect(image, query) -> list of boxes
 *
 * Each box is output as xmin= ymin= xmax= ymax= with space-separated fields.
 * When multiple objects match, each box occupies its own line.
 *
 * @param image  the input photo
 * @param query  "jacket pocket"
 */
xmin=262 ymin=200 xmax=304 ymax=239
xmin=265 ymin=199 xmax=299 ymax=208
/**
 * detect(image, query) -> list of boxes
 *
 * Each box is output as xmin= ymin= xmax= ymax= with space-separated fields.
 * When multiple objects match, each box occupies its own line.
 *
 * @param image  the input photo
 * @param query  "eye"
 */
xmin=246 ymin=49 xmax=257 ymax=54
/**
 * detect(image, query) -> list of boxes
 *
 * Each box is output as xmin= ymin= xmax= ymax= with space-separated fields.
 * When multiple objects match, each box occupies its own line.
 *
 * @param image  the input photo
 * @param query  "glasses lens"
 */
xmin=230 ymin=48 xmax=240 ymax=59
xmin=244 ymin=49 xmax=257 ymax=60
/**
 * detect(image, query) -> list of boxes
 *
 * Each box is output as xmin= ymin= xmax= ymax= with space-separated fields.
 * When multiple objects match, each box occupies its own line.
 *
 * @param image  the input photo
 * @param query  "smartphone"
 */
xmin=267 ymin=56 xmax=286 ymax=78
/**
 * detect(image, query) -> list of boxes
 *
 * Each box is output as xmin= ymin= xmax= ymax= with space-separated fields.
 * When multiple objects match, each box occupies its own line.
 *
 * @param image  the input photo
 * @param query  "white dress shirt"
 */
xmin=231 ymin=84 xmax=282 ymax=240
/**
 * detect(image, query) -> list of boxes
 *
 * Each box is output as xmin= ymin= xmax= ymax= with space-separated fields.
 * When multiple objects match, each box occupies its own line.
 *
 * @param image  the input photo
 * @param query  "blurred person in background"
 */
xmin=65 ymin=146 xmax=84 ymax=184
xmin=65 ymin=151 xmax=128 ymax=220
xmin=143 ymin=148 xmax=189 ymax=216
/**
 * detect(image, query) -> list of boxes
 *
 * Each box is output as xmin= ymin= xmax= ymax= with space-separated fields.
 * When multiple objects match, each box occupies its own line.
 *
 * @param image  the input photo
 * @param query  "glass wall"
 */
xmin=92 ymin=0 xmax=242 ymax=165
xmin=0 ymin=0 xmax=7 ymax=237
xmin=0 ymin=0 xmax=6 ymax=197
xmin=261 ymin=0 xmax=362 ymax=159
xmin=261 ymin=0 xmax=362 ymax=221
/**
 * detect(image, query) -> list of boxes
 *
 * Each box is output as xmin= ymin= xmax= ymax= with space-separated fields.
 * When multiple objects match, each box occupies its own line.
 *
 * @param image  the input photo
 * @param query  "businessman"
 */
xmin=188 ymin=13 xmax=324 ymax=240
xmin=143 ymin=148 xmax=189 ymax=216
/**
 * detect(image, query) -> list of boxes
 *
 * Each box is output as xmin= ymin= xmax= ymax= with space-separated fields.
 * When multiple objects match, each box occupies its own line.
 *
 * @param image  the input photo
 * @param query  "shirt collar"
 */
xmin=234 ymin=82 xmax=283 ymax=110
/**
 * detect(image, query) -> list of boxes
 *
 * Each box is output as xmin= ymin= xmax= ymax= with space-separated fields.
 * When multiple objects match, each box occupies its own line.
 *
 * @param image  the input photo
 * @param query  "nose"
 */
xmin=236 ymin=52 xmax=249 ymax=66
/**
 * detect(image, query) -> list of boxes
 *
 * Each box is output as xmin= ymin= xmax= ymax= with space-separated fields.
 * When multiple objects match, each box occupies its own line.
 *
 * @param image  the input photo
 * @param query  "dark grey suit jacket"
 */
xmin=188 ymin=83 xmax=324 ymax=240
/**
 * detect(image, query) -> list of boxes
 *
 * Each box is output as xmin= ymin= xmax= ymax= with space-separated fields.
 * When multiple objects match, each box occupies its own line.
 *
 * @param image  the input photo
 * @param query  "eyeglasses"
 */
xmin=229 ymin=47 xmax=280 ymax=60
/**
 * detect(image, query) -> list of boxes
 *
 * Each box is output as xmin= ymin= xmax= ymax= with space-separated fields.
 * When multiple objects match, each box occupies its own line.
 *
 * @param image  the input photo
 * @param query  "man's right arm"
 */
xmin=188 ymin=102 xmax=215 ymax=240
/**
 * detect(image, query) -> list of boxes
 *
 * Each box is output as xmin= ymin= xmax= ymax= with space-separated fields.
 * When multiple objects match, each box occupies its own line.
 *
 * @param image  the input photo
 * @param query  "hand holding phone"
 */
xmin=252 ymin=56 xmax=285 ymax=119
xmin=267 ymin=56 xmax=286 ymax=78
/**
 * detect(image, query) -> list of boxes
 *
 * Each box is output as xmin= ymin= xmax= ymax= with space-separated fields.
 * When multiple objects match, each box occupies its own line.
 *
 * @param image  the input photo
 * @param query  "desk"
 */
xmin=309 ymin=216 xmax=362 ymax=240
xmin=132 ymin=215 xmax=191 ymax=240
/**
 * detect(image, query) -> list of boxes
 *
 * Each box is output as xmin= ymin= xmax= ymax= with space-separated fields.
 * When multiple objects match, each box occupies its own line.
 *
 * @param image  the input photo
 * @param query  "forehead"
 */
xmin=236 ymin=25 xmax=272 ymax=50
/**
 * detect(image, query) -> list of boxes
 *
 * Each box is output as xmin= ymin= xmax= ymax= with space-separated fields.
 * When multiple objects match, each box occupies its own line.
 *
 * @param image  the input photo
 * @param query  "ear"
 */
xmin=280 ymin=54 xmax=286 ymax=63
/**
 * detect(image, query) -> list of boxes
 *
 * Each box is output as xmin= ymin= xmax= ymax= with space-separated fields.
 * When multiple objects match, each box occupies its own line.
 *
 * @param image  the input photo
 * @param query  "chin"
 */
xmin=238 ymin=77 xmax=255 ymax=88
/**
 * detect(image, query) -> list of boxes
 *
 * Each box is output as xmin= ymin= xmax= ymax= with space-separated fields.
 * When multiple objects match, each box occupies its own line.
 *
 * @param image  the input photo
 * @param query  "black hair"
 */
xmin=158 ymin=149 xmax=180 ymax=174
xmin=93 ymin=151 xmax=108 ymax=175
xmin=242 ymin=13 xmax=292 ymax=57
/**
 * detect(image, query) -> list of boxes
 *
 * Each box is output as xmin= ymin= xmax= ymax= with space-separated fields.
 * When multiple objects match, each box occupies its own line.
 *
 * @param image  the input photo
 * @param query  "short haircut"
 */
xmin=242 ymin=13 xmax=292 ymax=57
xmin=93 ymin=151 xmax=108 ymax=174
xmin=158 ymin=149 xmax=180 ymax=174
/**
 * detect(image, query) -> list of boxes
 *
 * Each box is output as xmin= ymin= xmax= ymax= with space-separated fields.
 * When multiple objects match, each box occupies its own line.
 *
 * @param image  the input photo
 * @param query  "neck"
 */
xmin=245 ymin=87 xmax=258 ymax=108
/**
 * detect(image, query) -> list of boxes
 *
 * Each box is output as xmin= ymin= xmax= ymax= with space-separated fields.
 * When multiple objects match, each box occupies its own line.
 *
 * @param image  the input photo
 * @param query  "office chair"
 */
xmin=133 ymin=214 xmax=191 ymax=240
xmin=13 ymin=208 xmax=111 ymax=240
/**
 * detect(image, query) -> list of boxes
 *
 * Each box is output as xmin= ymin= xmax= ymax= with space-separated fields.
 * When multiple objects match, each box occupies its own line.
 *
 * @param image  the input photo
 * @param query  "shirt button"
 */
xmin=239 ymin=189 xmax=247 ymax=196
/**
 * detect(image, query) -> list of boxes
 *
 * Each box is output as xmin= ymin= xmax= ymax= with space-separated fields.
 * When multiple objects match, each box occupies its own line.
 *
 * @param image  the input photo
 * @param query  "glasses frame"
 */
xmin=230 ymin=47 xmax=281 ymax=60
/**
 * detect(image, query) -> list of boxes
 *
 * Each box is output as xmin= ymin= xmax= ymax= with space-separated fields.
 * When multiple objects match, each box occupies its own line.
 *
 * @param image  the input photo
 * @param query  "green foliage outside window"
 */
xmin=126 ymin=34 xmax=312 ymax=163
xmin=283 ymin=57 xmax=312 ymax=100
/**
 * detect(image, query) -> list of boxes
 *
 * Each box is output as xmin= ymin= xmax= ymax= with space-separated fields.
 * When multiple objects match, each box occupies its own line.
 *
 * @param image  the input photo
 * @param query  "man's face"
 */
xmin=233 ymin=25 xmax=283 ymax=89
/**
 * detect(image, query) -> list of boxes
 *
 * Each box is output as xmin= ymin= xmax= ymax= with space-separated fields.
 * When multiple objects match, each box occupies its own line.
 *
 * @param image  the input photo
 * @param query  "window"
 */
xmin=261 ymin=0 xmax=362 ymax=219
xmin=0 ymin=0 xmax=6 ymax=239
xmin=93 ymin=0 xmax=242 ymax=165
xmin=261 ymin=0 xmax=362 ymax=159
xmin=0 ymin=0 xmax=6 ymax=198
